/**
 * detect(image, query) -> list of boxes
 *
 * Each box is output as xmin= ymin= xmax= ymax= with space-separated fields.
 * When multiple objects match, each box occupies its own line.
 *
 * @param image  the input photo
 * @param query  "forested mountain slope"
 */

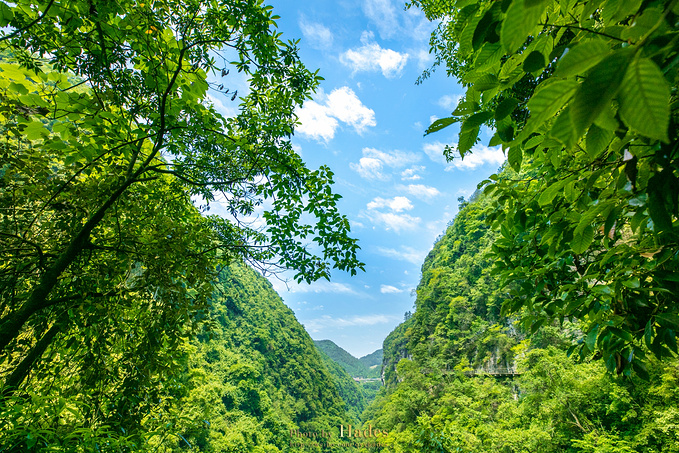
xmin=314 ymin=340 xmax=379 ymax=378
xmin=363 ymin=185 xmax=679 ymax=453
xmin=180 ymin=264 xmax=355 ymax=452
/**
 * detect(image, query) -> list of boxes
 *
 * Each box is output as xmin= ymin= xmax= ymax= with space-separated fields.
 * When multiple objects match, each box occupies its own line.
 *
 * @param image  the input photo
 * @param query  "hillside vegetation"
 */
xmin=314 ymin=340 xmax=381 ymax=379
xmin=362 ymin=184 xmax=679 ymax=452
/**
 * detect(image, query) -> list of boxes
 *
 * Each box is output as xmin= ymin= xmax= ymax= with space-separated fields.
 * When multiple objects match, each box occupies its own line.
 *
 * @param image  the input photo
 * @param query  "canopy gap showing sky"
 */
xmin=210 ymin=0 xmax=506 ymax=357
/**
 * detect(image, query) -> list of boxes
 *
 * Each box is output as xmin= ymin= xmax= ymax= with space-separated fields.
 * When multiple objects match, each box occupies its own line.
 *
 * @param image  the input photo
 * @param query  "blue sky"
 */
xmin=212 ymin=0 xmax=506 ymax=357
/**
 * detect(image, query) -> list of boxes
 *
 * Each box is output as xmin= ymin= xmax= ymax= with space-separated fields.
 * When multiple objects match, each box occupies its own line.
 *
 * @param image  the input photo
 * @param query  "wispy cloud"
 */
xmin=299 ymin=17 xmax=334 ymax=50
xmin=362 ymin=0 xmax=432 ymax=41
xmin=380 ymin=284 xmax=403 ymax=294
xmin=401 ymin=166 xmax=425 ymax=181
xmin=367 ymin=196 xmax=413 ymax=212
xmin=400 ymin=184 xmax=441 ymax=201
xmin=438 ymin=94 xmax=463 ymax=111
xmin=362 ymin=0 xmax=400 ymax=39
xmin=296 ymin=87 xmax=376 ymax=142
xmin=423 ymin=142 xmax=505 ymax=171
xmin=364 ymin=211 xmax=421 ymax=233
xmin=350 ymin=147 xmax=421 ymax=181
xmin=341 ymin=32 xmax=408 ymax=78
xmin=375 ymin=245 xmax=428 ymax=264
xmin=302 ymin=314 xmax=400 ymax=332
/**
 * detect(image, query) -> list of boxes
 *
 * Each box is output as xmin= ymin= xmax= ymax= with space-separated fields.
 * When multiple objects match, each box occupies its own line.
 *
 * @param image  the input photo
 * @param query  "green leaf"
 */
xmin=508 ymin=146 xmax=522 ymax=172
xmin=458 ymin=121 xmax=481 ymax=154
xmin=526 ymin=80 xmax=578 ymax=132
xmin=585 ymin=325 xmax=599 ymax=351
xmin=585 ymin=124 xmax=613 ymax=159
xmin=570 ymin=51 xmax=631 ymax=139
xmin=618 ymin=57 xmax=670 ymax=142
xmin=425 ymin=117 xmax=458 ymax=135
xmin=474 ymin=73 xmax=498 ymax=91
xmin=571 ymin=225 xmax=594 ymax=254
xmin=465 ymin=111 xmax=493 ymax=127
xmin=555 ymin=40 xmax=610 ymax=78
xmin=523 ymin=51 xmax=546 ymax=73
xmin=538 ymin=179 xmax=568 ymax=206
xmin=0 ymin=2 xmax=13 ymax=27
xmin=501 ymin=0 xmax=545 ymax=53
xmin=609 ymin=326 xmax=634 ymax=342
xmin=495 ymin=97 xmax=519 ymax=120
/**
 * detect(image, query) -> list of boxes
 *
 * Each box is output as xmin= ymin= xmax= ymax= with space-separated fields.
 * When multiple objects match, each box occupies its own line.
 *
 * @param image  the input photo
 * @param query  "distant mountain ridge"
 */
xmin=313 ymin=340 xmax=382 ymax=379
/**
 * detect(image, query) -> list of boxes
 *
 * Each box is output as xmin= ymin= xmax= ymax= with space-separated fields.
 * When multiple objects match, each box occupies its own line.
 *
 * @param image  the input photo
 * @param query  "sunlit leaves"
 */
xmin=412 ymin=0 xmax=679 ymax=375
xmin=619 ymin=57 xmax=671 ymax=142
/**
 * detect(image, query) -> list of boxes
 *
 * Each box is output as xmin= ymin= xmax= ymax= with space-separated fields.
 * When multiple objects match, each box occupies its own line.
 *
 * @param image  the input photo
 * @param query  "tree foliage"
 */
xmin=412 ymin=0 xmax=679 ymax=374
xmin=364 ymin=188 xmax=679 ymax=453
xmin=0 ymin=0 xmax=362 ymax=449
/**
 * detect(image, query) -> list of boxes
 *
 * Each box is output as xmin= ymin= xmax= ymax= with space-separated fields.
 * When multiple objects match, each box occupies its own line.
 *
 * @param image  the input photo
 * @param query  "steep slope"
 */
xmin=359 ymin=349 xmax=383 ymax=369
xmin=365 ymin=187 xmax=679 ymax=452
xmin=315 ymin=348 xmax=366 ymax=421
xmin=313 ymin=340 xmax=375 ymax=378
xmin=178 ymin=264 xmax=355 ymax=452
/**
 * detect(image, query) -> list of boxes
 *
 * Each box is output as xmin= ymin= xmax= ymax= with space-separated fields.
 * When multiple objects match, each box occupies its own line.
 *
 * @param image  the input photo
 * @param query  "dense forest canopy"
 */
xmin=364 ymin=183 xmax=679 ymax=453
xmin=413 ymin=0 xmax=679 ymax=376
xmin=0 ymin=0 xmax=364 ymax=450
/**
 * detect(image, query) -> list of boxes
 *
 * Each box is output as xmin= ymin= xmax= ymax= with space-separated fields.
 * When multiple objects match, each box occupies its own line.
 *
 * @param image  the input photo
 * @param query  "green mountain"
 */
xmin=364 ymin=186 xmax=679 ymax=452
xmin=358 ymin=349 xmax=383 ymax=369
xmin=178 ymin=264 xmax=359 ymax=452
xmin=313 ymin=339 xmax=379 ymax=378
xmin=314 ymin=347 xmax=366 ymax=421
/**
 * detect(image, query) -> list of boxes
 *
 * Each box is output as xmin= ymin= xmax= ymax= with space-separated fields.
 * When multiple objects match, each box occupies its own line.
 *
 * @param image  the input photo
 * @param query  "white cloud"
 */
xmin=367 ymin=196 xmax=414 ymax=212
xmin=363 ymin=0 xmax=400 ymax=39
xmin=423 ymin=141 xmax=449 ymax=165
xmin=401 ymin=166 xmax=424 ymax=181
xmin=424 ymin=141 xmax=505 ymax=170
xmin=206 ymin=94 xmax=237 ymax=118
xmin=295 ymin=100 xmax=339 ymax=142
xmin=438 ymin=94 xmax=463 ymax=111
xmin=415 ymin=48 xmax=434 ymax=70
xmin=402 ymin=184 xmax=440 ymax=201
xmin=376 ymin=246 xmax=428 ymax=264
xmin=350 ymin=147 xmax=421 ymax=180
xmin=380 ymin=285 xmax=403 ymax=294
xmin=299 ymin=18 xmax=334 ymax=50
xmin=367 ymin=211 xmax=421 ymax=232
xmin=302 ymin=314 xmax=399 ymax=332
xmin=351 ymin=157 xmax=387 ymax=180
xmin=271 ymin=279 xmax=360 ymax=296
xmin=296 ymin=87 xmax=375 ymax=142
xmin=326 ymin=87 xmax=377 ymax=133
xmin=341 ymin=33 xmax=409 ymax=78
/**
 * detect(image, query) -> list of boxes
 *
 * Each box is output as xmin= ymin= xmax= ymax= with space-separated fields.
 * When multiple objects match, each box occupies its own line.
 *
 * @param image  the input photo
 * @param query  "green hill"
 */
xmin=313 ymin=339 xmax=375 ymax=378
xmin=178 ymin=264 xmax=359 ymax=452
xmin=363 ymin=184 xmax=679 ymax=452
xmin=358 ymin=349 xmax=383 ymax=369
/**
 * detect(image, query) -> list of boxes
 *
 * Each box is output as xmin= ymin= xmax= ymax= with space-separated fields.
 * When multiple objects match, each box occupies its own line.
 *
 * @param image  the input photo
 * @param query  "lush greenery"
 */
xmin=0 ymin=0 xmax=363 ymax=450
xmin=315 ymin=345 xmax=368 ymax=421
xmin=179 ymin=264 xmax=354 ymax=452
xmin=362 ymin=185 xmax=679 ymax=453
xmin=315 ymin=340 xmax=382 ymax=379
xmin=414 ymin=0 xmax=679 ymax=375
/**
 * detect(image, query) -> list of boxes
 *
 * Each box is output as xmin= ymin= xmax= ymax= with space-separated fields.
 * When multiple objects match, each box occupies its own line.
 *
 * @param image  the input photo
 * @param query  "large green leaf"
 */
xmin=570 ymin=51 xmax=631 ymax=139
xmin=555 ymin=40 xmax=610 ymax=78
xmin=425 ymin=117 xmax=458 ymax=135
xmin=501 ymin=0 xmax=545 ymax=53
xmin=571 ymin=225 xmax=594 ymax=254
xmin=458 ymin=121 xmax=481 ymax=154
xmin=618 ymin=57 xmax=670 ymax=142
xmin=526 ymin=80 xmax=578 ymax=132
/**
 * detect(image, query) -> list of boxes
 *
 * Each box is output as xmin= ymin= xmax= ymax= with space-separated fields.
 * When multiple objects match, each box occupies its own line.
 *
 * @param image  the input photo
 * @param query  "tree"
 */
xmin=0 ymin=0 xmax=362 ymax=448
xmin=412 ymin=0 xmax=679 ymax=375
